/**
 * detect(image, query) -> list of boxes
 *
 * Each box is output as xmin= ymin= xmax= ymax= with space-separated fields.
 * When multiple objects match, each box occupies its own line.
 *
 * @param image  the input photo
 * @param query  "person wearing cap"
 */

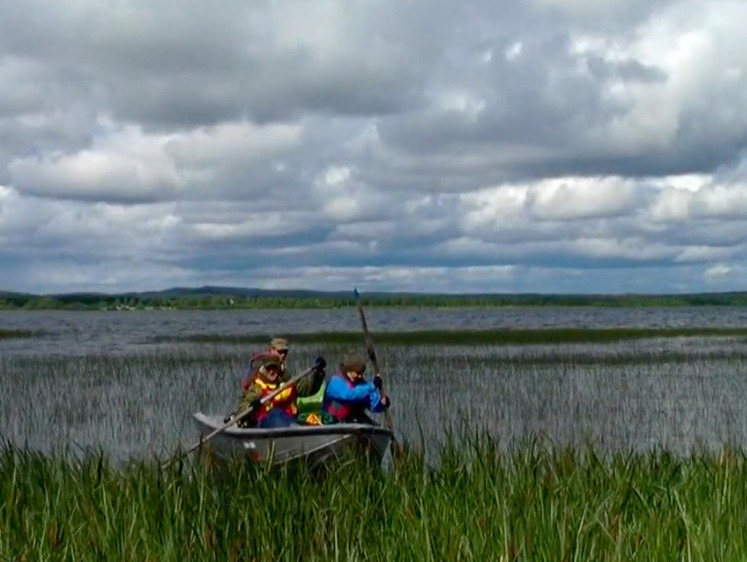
xmin=241 ymin=336 xmax=290 ymax=392
xmin=235 ymin=352 xmax=326 ymax=428
xmin=268 ymin=337 xmax=290 ymax=367
xmin=321 ymin=351 xmax=390 ymax=424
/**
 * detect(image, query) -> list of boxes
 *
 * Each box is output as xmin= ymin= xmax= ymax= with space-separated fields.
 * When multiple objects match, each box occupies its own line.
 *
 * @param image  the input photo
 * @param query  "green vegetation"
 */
xmin=4 ymin=288 xmax=747 ymax=309
xmin=3 ymin=437 xmax=747 ymax=560
xmin=5 ymin=329 xmax=747 ymax=558
xmin=0 ymin=329 xmax=37 ymax=339
xmin=152 ymin=326 xmax=747 ymax=346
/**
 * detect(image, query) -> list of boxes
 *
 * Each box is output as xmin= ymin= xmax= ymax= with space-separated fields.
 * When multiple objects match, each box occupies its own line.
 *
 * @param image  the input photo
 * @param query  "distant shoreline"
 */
xmin=2 ymin=289 xmax=747 ymax=310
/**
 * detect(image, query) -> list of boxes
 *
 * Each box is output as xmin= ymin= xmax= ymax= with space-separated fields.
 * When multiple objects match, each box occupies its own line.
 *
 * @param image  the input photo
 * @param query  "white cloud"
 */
xmin=436 ymin=90 xmax=486 ymax=117
xmin=648 ymin=176 xmax=747 ymax=222
xmin=504 ymin=42 xmax=523 ymax=62
xmin=251 ymin=264 xmax=516 ymax=293
xmin=459 ymin=186 xmax=528 ymax=231
xmin=457 ymin=176 xmax=640 ymax=232
xmin=166 ymin=121 xmax=303 ymax=169
xmin=8 ymin=121 xmax=307 ymax=204
xmin=0 ymin=187 xmax=58 ymax=255
xmin=2 ymin=0 xmax=747 ymax=294
xmin=190 ymin=211 xmax=311 ymax=241
xmin=675 ymin=246 xmax=735 ymax=263
xmin=313 ymin=164 xmax=389 ymax=222
xmin=690 ymin=184 xmax=747 ymax=220
xmin=590 ymin=0 xmax=747 ymax=154
xmin=648 ymin=186 xmax=692 ymax=222
xmin=9 ymin=126 xmax=182 ymax=203
xmin=704 ymin=263 xmax=734 ymax=279
xmin=526 ymin=177 xmax=639 ymax=221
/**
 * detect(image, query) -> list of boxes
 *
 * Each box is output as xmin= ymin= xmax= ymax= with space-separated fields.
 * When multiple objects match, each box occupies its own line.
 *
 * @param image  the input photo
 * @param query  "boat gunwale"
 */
xmin=193 ymin=412 xmax=394 ymax=440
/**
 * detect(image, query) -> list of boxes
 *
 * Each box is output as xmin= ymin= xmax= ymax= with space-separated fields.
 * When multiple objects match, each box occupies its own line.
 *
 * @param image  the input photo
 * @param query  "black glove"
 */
xmin=380 ymin=395 xmax=390 ymax=409
xmin=372 ymin=375 xmax=383 ymax=390
xmin=249 ymin=398 xmax=262 ymax=412
xmin=313 ymin=356 xmax=326 ymax=371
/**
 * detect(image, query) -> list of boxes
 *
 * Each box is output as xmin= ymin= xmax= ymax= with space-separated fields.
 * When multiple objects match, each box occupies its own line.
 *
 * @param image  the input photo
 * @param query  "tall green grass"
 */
xmin=5 ymin=333 xmax=747 ymax=558
xmin=3 ymin=435 xmax=747 ymax=560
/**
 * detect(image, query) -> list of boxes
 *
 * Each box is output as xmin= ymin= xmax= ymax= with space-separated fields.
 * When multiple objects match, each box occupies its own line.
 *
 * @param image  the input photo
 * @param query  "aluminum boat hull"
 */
xmin=192 ymin=412 xmax=392 ymax=466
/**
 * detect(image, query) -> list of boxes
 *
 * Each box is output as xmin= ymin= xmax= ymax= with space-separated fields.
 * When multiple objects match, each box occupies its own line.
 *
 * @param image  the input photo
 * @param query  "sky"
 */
xmin=1 ymin=0 xmax=746 ymax=295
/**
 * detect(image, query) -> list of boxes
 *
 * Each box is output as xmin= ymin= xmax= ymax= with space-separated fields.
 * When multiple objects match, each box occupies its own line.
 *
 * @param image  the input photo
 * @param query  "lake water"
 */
xmin=3 ymin=306 xmax=747 ymax=356
xmin=2 ymin=307 xmax=747 ymax=461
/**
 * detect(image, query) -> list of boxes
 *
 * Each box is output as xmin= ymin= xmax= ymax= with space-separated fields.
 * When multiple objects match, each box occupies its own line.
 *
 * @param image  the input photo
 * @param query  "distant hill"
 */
xmin=0 ymin=290 xmax=29 ymax=298
xmin=121 ymin=286 xmax=357 ymax=299
xmin=1 ymin=286 xmax=747 ymax=310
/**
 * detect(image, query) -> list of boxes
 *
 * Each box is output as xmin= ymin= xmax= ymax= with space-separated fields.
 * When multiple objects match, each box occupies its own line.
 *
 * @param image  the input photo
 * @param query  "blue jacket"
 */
xmin=322 ymin=373 xmax=387 ymax=421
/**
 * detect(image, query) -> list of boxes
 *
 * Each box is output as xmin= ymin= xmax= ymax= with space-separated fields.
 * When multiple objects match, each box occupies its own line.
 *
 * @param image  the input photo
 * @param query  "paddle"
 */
xmin=162 ymin=366 xmax=316 ymax=468
xmin=354 ymin=288 xmax=405 ymax=459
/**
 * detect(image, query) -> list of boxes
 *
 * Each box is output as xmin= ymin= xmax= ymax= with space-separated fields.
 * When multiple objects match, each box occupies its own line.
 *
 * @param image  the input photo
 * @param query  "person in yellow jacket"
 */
xmin=237 ymin=353 xmax=326 ymax=428
xmin=241 ymin=336 xmax=290 ymax=392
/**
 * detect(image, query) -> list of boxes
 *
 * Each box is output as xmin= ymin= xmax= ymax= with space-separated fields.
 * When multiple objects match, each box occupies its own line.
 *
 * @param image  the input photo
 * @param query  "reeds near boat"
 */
xmin=4 ymin=326 xmax=747 ymax=558
xmin=3 ymin=335 xmax=747 ymax=460
xmin=3 ymin=435 xmax=747 ymax=560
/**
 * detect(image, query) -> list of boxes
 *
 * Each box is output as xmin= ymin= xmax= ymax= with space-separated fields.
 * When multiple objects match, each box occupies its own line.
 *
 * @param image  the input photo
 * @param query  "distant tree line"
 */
xmin=2 ymin=291 xmax=747 ymax=310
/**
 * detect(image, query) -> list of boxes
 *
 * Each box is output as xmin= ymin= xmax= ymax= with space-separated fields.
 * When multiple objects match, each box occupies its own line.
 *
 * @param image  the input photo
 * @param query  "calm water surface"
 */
xmin=2 ymin=306 xmax=747 ymax=356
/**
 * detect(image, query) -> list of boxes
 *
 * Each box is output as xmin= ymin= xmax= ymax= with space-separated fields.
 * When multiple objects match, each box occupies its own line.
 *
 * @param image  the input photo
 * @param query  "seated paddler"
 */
xmin=322 ymin=351 xmax=390 ymax=424
xmin=236 ymin=353 xmax=326 ymax=428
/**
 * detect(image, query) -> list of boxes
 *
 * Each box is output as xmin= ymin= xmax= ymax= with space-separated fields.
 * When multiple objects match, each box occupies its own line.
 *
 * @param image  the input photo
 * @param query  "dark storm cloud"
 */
xmin=0 ymin=0 xmax=448 ymax=129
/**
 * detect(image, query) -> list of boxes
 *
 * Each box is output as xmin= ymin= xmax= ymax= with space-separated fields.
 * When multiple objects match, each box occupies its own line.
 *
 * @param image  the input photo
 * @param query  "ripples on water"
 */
xmin=2 ymin=306 xmax=747 ymax=356
xmin=1 ymin=307 xmax=747 ymax=460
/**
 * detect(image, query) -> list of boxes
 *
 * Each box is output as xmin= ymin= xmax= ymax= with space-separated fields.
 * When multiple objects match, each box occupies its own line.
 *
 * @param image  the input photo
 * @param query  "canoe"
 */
xmin=192 ymin=412 xmax=393 ymax=466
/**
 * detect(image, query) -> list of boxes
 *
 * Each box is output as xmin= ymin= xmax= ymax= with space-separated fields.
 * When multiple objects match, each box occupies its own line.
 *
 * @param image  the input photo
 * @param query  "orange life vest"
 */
xmin=242 ymin=349 xmax=287 ymax=391
xmin=254 ymin=377 xmax=298 ymax=422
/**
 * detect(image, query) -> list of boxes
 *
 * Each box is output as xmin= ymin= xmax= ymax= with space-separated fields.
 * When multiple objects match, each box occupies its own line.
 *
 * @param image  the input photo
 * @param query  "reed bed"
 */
xmin=0 ymin=329 xmax=37 ymax=340
xmin=2 ymin=435 xmax=747 ymax=560
xmin=3 ymin=337 xmax=747 ymax=459
xmin=149 ymin=326 xmax=747 ymax=346
xmin=4 ymin=332 xmax=747 ymax=558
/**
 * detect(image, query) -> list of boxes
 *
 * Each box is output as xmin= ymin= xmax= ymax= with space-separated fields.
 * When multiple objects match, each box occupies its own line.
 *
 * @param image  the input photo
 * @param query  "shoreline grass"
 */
xmin=149 ymin=327 xmax=747 ymax=346
xmin=3 ymin=435 xmax=747 ymax=560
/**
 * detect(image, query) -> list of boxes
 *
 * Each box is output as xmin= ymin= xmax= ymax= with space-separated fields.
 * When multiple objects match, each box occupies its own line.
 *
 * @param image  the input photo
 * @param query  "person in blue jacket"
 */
xmin=322 ymin=351 xmax=390 ymax=424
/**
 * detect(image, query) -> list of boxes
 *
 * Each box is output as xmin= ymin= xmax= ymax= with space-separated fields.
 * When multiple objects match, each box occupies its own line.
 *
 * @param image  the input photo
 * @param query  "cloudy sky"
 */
xmin=1 ymin=0 xmax=746 ymax=294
